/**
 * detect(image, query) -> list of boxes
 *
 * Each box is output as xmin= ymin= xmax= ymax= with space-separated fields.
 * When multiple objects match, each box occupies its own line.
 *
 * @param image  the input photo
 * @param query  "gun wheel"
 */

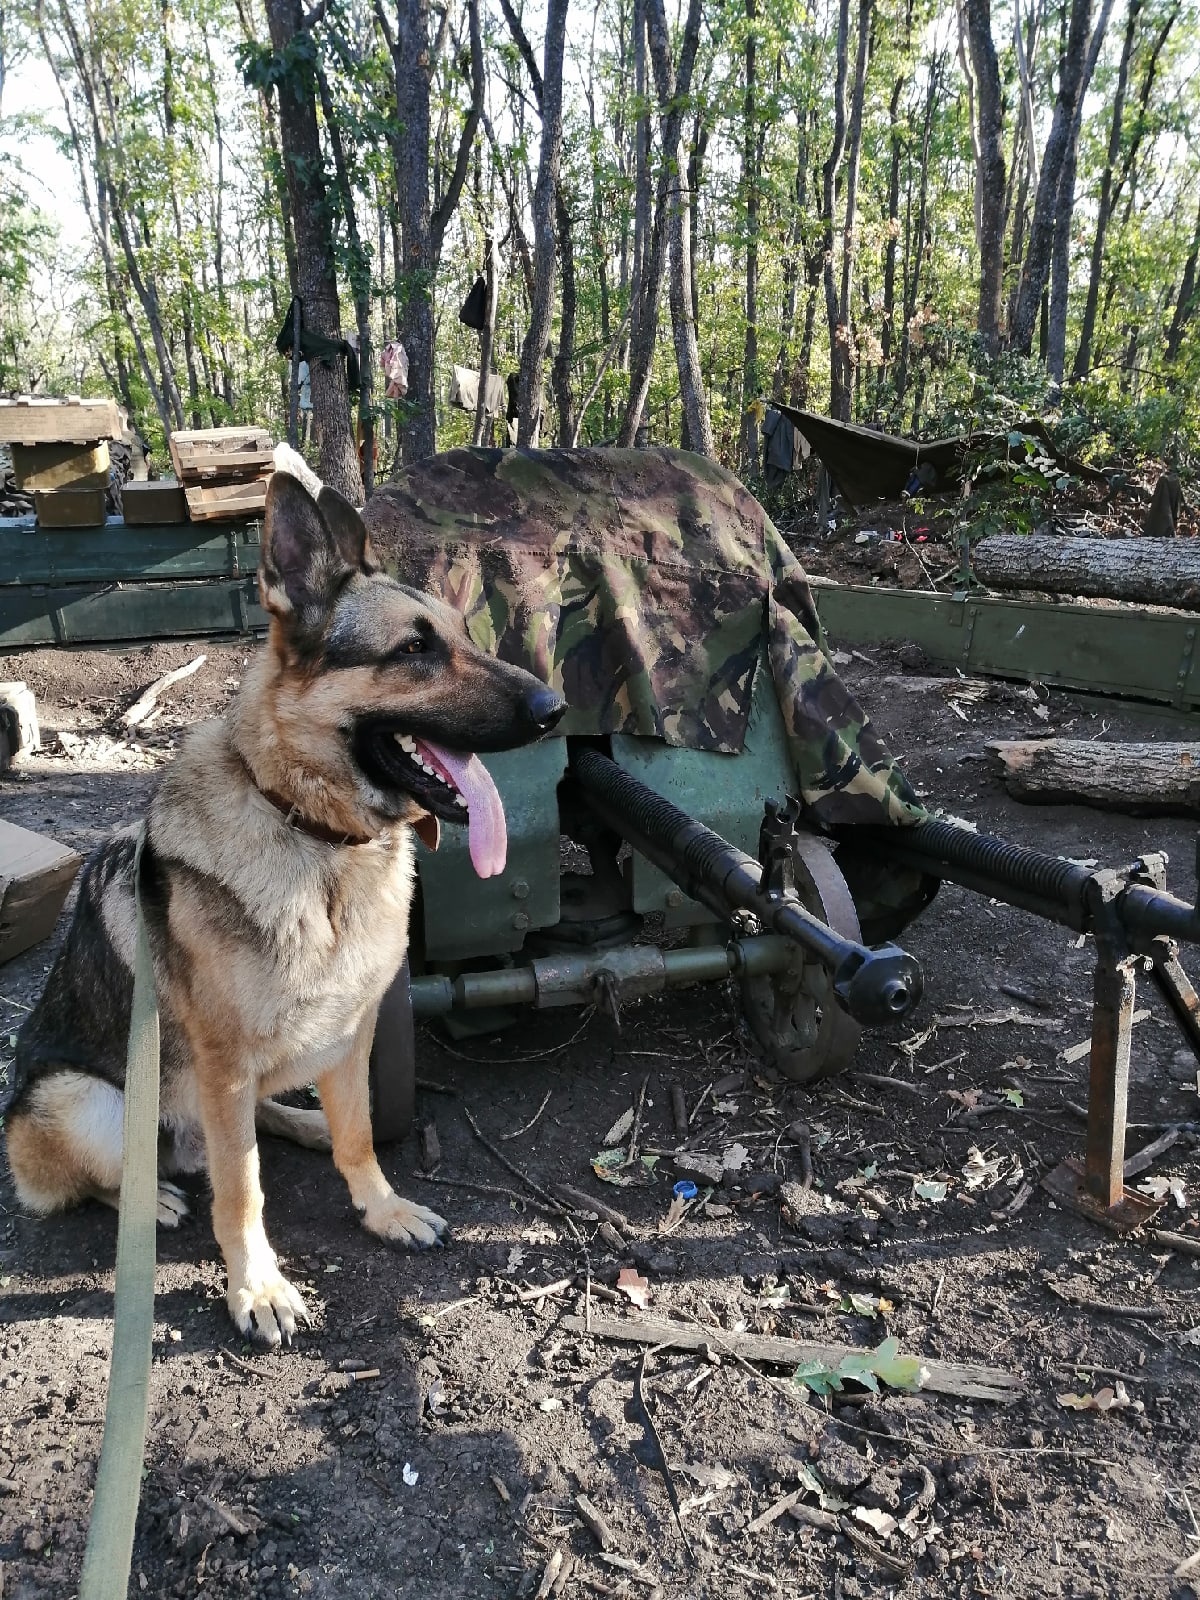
xmin=741 ymin=835 xmax=863 ymax=1084
xmin=369 ymin=957 xmax=416 ymax=1143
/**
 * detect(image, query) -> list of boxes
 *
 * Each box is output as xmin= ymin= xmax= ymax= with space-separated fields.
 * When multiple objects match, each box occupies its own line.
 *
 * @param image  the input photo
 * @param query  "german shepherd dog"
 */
xmin=5 ymin=447 xmax=565 ymax=1347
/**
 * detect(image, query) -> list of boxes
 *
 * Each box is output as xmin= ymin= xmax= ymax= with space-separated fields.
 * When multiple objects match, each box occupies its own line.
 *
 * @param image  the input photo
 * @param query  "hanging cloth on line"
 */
xmin=274 ymin=297 xmax=361 ymax=392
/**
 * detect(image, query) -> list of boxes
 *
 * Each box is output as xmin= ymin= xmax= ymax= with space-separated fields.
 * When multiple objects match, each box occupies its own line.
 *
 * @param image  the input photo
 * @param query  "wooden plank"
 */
xmin=560 ymin=1312 xmax=1023 ymax=1404
xmin=168 ymin=426 xmax=273 ymax=481
xmin=0 ymin=397 xmax=122 ymax=445
xmin=175 ymin=448 xmax=274 ymax=478
xmin=184 ymin=480 xmax=269 ymax=521
xmin=0 ymin=516 xmax=260 ymax=586
xmin=0 ymin=577 xmax=266 ymax=649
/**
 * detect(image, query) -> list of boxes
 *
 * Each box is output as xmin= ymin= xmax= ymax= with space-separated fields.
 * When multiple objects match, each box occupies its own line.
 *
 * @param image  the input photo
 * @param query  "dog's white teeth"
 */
xmin=454 ymin=794 xmax=468 ymax=808
xmin=395 ymin=735 xmax=417 ymax=754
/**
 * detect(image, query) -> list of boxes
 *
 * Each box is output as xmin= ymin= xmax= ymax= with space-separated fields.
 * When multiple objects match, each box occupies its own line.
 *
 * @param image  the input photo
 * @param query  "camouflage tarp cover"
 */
xmin=363 ymin=446 xmax=927 ymax=829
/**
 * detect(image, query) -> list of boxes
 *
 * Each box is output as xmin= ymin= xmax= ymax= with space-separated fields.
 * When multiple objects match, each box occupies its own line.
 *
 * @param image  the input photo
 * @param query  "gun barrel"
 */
xmin=850 ymin=819 xmax=1200 ymax=951
xmin=571 ymin=748 xmax=921 ymax=1026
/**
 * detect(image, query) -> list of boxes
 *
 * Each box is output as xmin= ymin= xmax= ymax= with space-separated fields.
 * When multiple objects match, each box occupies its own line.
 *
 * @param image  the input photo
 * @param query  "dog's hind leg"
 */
xmin=255 ymin=1098 xmax=332 ymax=1152
xmin=6 ymin=1070 xmax=190 ymax=1227
xmin=316 ymin=1015 xmax=447 ymax=1250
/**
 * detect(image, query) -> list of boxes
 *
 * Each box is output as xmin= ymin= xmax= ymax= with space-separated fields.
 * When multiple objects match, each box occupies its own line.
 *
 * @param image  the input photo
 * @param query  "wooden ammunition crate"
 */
xmin=0 ymin=396 xmax=122 ymax=445
xmin=34 ymin=488 xmax=108 ymax=528
xmin=0 ymin=818 xmax=82 ymax=964
xmin=11 ymin=441 xmax=110 ymax=492
xmin=168 ymin=426 xmax=273 ymax=522
xmin=122 ymin=480 xmax=188 ymax=525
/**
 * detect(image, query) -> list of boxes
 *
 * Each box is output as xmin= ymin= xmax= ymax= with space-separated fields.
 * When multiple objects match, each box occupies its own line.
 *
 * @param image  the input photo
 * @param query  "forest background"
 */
xmin=1 ymin=0 xmax=1198 ymax=506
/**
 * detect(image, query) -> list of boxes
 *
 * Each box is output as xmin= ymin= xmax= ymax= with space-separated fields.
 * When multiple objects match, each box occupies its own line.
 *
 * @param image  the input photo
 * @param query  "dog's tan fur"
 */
xmin=5 ymin=455 xmax=564 ymax=1346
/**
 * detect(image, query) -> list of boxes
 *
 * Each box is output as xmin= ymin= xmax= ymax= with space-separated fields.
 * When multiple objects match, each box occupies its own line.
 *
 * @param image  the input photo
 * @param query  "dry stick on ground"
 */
xmin=462 ymin=1105 xmax=585 ymax=1242
xmin=1149 ymin=1229 xmax=1200 ymax=1259
xmin=515 ymin=1276 xmax=576 ymax=1302
xmin=122 ymin=654 xmax=207 ymax=730
xmin=1046 ymin=1282 xmax=1172 ymax=1320
xmin=625 ymin=1076 xmax=650 ymax=1168
xmin=670 ymin=1083 xmax=689 ymax=1141
xmin=575 ymin=1493 xmax=615 ymax=1551
xmin=633 ymin=1352 xmax=694 ymax=1563
xmin=564 ymin=1312 xmax=1023 ymax=1403
xmin=851 ymin=1072 xmax=925 ymax=1099
xmin=500 ymin=1087 xmax=554 ymax=1142
xmin=416 ymin=1172 xmax=564 ymax=1222
xmin=746 ymin=1487 xmax=803 ymax=1534
xmin=1122 ymin=1126 xmax=1183 ymax=1177
xmin=552 ymin=1183 xmax=632 ymax=1233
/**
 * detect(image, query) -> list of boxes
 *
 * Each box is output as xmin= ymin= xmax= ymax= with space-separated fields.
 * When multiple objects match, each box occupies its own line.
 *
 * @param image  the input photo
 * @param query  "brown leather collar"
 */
xmin=255 ymin=785 xmax=376 ymax=847
xmin=233 ymin=749 xmax=376 ymax=847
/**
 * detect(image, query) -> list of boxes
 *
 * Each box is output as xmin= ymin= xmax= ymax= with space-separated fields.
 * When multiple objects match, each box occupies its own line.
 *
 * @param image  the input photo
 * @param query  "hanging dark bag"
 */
xmin=459 ymin=276 xmax=488 ymax=330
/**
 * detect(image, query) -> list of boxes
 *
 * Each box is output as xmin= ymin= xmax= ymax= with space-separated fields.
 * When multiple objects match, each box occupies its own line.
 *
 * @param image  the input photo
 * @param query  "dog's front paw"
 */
xmin=227 ymin=1267 xmax=311 ymax=1350
xmin=362 ymin=1195 xmax=449 ymax=1251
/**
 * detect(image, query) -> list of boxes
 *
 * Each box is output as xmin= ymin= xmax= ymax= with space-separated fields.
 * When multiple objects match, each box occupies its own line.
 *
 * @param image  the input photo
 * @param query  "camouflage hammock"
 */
xmin=362 ymin=446 xmax=927 ymax=831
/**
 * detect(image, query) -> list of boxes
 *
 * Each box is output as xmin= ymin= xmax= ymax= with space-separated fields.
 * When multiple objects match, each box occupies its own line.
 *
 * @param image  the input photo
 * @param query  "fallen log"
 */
xmin=973 ymin=533 xmax=1200 ymax=609
xmin=988 ymin=739 xmax=1200 ymax=814
xmin=561 ymin=1312 xmax=1023 ymax=1403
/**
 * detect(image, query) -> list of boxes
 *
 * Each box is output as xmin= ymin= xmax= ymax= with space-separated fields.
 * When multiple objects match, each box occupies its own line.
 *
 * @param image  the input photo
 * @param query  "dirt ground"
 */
xmin=2 ymin=635 xmax=1200 ymax=1600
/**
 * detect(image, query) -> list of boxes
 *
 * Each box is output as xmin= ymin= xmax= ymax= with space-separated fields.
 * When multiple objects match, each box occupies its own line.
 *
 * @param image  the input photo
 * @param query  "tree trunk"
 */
xmin=1009 ymin=0 xmax=1104 ymax=354
xmin=740 ymin=0 xmax=760 ymax=463
xmin=989 ymin=740 xmax=1200 ymax=814
xmin=1166 ymin=194 xmax=1200 ymax=363
xmin=316 ymin=63 xmax=374 ymax=496
xmin=1047 ymin=0 xmax=1116 ymax=387
xmin=266 ymin=0 xmax=361 ymax=499
xmin=894 ymin=56 xmax=937 ymax=402
xmin=880 ymin=77 xmax=904 ymax=371
xmin=515 ymin=0 xmax=569 ymax=444
xmin=964 ymin=0 xmax=1006 ymax=355
xmin=831 ymin=0 xmax=872 ymax=422
xmin=973 ymin=533 xmax=1200 ymax=608
xmin=473 ymin=235 xmax=500 ymax=447
xmin=644 ymin=0 xmax=712 ymax=456
xmin=1072 ymin=0 xmax=1139 ymax=380
xmin=821 ymin=0 xmax=851 ymax=422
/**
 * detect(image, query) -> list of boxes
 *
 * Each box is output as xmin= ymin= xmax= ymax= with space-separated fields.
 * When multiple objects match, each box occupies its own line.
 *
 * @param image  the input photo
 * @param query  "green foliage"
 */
xmin=5 ymin=0 xmax=1200 ymax=481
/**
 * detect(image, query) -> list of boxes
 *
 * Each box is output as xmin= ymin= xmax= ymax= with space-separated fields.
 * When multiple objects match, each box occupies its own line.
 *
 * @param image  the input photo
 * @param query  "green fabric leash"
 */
xmin=80 ymin=826 xmax=160 ymax=1600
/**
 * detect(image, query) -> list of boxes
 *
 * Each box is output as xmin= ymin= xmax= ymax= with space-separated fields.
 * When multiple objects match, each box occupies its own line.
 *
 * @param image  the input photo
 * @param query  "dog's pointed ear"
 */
xmin=260 ymin=471 xmax=364 ymax=622
xmin=318 ymin=484 xmax=379 ymax=574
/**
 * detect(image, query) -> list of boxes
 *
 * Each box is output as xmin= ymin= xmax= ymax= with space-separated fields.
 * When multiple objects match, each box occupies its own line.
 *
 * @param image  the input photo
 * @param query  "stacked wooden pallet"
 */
xmin=0 ymin=397 xmax=122 ymax=528
xmin=168 ymin=426 xmax=274 ymax=522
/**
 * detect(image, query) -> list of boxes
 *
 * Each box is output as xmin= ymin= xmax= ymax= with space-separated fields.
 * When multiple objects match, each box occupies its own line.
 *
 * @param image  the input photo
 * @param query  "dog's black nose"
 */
xmin=525 ymin=686 xmax=567 ymax=733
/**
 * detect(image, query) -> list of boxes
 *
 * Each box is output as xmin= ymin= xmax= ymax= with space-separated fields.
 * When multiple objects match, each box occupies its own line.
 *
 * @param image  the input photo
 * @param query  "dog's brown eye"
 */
xmin=392 ymin=638 xmax=427 ymax=657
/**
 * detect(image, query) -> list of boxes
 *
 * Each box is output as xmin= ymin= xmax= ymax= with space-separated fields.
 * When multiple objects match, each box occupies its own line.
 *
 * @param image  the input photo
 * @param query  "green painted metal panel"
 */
xmin=0 ymin=577 xmax=265 ymax=647
xmin=811 ymin=582 xmax=1200 ymax=711
xmin=610 ymin=645 xmax=794 ymax=924
xmin=417 ymin=738 xmax=567 ymax=961
xmin=0 ymin=515 xmax=261 ymax=587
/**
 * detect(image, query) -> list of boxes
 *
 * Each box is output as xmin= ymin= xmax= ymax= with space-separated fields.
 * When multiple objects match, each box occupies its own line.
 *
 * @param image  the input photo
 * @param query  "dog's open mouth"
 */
xmin=363 ymin=729 xmax=507 ymax=878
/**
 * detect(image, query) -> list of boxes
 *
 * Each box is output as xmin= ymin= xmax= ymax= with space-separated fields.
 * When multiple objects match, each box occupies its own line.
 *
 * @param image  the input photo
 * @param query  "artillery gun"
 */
xmin=362 ymin=446 xmax=1200 ymax=1236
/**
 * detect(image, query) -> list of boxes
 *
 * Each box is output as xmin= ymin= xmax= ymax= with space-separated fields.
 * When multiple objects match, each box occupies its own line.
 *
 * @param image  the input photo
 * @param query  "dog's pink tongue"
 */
xmin=417 ymin=741 xmax=507 ymax=878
